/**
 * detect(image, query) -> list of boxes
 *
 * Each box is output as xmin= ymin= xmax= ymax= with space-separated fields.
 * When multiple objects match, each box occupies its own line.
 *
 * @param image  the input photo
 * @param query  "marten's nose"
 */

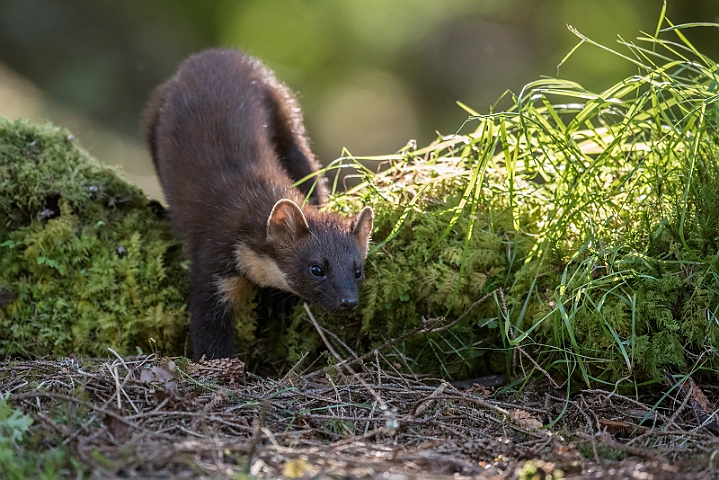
xmin=339 ymin=297 xmax=358 ymax=312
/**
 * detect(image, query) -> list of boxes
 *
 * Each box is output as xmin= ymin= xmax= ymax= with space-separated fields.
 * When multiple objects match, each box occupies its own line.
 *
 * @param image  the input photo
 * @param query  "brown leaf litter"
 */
xmin=2 ymin=354 xmax=719 ymax=479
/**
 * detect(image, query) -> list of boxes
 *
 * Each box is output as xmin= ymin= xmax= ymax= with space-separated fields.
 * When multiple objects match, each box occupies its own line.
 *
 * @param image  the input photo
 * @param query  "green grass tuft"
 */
xmin=283 ymin=17 xmax=719 ymax=387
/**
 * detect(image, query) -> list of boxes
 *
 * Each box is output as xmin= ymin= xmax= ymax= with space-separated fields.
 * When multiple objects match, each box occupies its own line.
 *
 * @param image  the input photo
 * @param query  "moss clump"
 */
xmin=0 ymin=119 xmax=188 ymax=357
xmin=277 ymin=156 xmax=560 ymax=379
xmin=279 ymin=20 xmax=719 ymax=386
xmin=4 ymin=20 xmax=719 ymax=391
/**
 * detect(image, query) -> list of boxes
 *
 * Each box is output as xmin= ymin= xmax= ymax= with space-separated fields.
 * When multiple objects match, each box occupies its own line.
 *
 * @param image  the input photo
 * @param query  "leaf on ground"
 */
xmin=102 ymin=405 xmax=129 ymax=443
xmin=599 ymin=418 xmax=648 ymax=436
xmin=510 ymin=408 xmax=543 ymax=430
xmin=139 ymin=362 xmax=175 ymax=383
xmin=688 ymin=379 xmax=712 ymax=412
xmin=282 ymin=458 xmax=316 ymax=478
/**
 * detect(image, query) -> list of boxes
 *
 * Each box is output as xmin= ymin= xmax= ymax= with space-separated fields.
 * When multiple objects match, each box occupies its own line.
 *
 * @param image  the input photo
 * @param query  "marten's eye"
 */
xmin=310 ymin=265 xmax=325 ymax=277
xmin=354 ymin=268 xmax=363 ymax=279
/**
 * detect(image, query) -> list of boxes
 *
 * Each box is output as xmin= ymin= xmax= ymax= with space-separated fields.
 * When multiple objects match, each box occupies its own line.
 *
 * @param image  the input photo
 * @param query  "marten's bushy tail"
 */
xmin=141 ymin=49 xmax=327 ymax=203
xmin=141 ymin=82 xmax=169 ymax=174
xmin=259 ymin=66 xmax=327 ymax=204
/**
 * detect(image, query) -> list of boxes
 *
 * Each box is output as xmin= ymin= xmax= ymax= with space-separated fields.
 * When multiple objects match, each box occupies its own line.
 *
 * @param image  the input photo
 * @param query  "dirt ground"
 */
xmin=2 ymin=354 xmax=719 ymax=479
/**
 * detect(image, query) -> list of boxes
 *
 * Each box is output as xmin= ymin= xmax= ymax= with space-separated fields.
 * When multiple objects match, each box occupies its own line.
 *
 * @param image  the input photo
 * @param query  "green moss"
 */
xmin=276 ymin=169 xmax=541 ymax=378
xmin=4 ymin=21 xmax=719 ymax=390
xmin=280 ymin=24 xmax=719 ymax=385
xmin=0 ymin=119 xmax=188 ymax=357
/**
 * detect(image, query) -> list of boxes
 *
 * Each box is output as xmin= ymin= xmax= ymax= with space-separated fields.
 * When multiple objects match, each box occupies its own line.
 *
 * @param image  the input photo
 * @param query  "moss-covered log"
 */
xmin=0 ymin=119 xmax=188 ymax=357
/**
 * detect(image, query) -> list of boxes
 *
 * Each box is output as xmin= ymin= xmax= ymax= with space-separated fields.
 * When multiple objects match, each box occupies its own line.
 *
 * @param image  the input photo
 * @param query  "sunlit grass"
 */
xmin=304 ymin=12 xmax=719 ymax=390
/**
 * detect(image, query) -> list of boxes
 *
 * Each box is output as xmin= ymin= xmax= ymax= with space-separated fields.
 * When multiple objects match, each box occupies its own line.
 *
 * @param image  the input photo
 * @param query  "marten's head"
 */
xmin=237 ymin=199 xmax=373 ymax=316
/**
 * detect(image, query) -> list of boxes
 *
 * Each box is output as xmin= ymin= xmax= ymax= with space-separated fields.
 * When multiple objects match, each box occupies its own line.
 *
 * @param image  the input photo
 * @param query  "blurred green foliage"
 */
xmin=0 ymin=392 xmax=84 ymax=478
xmin=1 ymin=0 xmax=717 ymax=164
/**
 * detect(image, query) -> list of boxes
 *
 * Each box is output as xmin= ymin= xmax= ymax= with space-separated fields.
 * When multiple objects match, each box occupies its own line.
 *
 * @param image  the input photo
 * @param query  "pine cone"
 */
xmin=189 ymin=357 xmax=245 ymax=383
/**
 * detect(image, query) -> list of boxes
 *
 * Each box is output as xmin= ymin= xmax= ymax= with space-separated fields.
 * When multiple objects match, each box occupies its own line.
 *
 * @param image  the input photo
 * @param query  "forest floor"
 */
xmin=2 ymin=354 xmax=719 ymax=479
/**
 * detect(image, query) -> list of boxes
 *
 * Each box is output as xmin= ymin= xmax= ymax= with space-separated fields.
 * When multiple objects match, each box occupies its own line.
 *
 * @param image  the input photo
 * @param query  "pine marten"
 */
xmin=143 ymin=49 xmax=373 ymax=360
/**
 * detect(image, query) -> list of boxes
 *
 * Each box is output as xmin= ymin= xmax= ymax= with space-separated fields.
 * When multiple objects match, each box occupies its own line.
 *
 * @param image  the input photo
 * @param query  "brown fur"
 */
xmin=143 ymin=49 xmax=372 ymax=359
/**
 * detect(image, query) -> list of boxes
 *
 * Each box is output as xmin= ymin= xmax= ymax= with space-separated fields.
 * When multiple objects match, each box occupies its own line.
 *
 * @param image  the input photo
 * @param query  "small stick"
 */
xmin=307 ymin=319 xmax=358 ymax=360
xmin=429 ymin=290 xmax=496 ymax=333
xmin=304 ymin=303 xmax=344 ymax=363
xmin=246 ymin=399 xmax=269 ymax=473
xmin=107 ymin=347 xmax=132 ymax=374
xmin=111 ymin=363 xmax=122 ymax=411
xmin=276 ymin=351 xmax=309 ymax=389
xmin=304 ymin=303 xmax=387 ymax=410
xmin=516 ymin=346 xmax=562 ymax=389
xmin=10 ymin=392 xmax=142 ymax=430
xmin=324 ymin=291 xmax=496 ymax=374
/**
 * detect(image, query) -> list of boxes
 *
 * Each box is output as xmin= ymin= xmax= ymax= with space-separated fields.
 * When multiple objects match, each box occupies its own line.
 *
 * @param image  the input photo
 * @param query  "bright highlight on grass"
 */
xmin=313 ymin=12 xmax=719 ymax=389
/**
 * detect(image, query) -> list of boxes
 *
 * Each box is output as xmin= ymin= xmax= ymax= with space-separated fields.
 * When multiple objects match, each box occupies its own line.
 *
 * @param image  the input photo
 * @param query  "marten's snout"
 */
xmin=339 ymin=297 xmax=358 ymax=313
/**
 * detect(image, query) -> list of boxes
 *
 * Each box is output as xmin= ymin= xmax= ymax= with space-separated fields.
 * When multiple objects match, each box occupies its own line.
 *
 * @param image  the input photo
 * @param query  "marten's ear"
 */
xmin=267 ymin=199 xmax=311 ymax=244
xmin=351 ymin=207 xmax=374 ymax=258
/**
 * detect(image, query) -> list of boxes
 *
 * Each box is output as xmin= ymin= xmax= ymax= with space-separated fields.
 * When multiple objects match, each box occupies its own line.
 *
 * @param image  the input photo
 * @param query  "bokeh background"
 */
xmin=0 ymin=0 xmax=717 ymax=198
